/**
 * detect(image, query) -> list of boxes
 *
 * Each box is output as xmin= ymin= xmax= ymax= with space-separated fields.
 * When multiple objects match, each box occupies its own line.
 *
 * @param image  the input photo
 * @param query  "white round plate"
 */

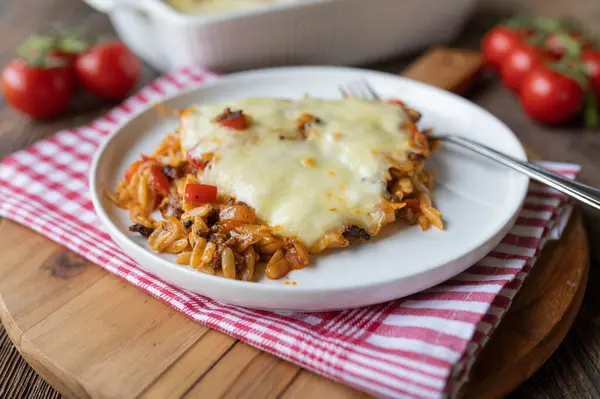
xmin=90 ymin=66 xmax=528 ymax=311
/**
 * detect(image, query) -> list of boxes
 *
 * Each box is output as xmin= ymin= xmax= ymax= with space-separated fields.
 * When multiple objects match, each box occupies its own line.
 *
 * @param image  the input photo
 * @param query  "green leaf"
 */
xmin=527 ymin=31 xmax=550 ymax=47
xmin=17 ymin=35 xmax=52 ymax=56
xmin=503 ymin=15 xmax=534 ymax=29
xmin=548 ymin=60 xmax=589 ymax=89
xmin=56 ymin=35 xmax=88 ymax=53
xmin=558 ymin=33 xmax=582 ymax=58
xmin=50 ymin=25 xmax=88 ymax=53
xmin=16 ymin=33 xmax=73 ymax=67
xmin=16 ymin=35 xmax=52 ymax=66
xmin=531 ymin=16 xmax=561 ymax=33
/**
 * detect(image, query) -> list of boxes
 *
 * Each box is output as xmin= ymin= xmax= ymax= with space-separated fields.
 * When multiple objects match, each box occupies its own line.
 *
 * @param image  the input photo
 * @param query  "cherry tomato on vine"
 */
xmin=75 ymin=41 xmax=141 ymax=100
xmin=500 ymin=44 xmax=551 ymax=93
xmin=1 ymin=58 xmax=74 ymax=118
xmin=481 ymin=26 xmax=531 ymax=70
xmin=519 ymin=65 xmax=584 ymax=125
xmin=17 ymin=33 xmax=87 ymax=80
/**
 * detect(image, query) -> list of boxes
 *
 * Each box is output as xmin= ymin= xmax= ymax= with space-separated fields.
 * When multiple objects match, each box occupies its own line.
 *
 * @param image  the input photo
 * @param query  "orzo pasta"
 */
xmin=111 ymin=96 xmax=443 ymax=281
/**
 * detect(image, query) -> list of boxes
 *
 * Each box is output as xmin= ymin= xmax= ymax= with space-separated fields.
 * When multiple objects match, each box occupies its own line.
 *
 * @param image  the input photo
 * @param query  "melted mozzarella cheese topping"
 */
xmin=180 ymin=97 xmax=410 ymax=246
xmin=166 ymin=0 xmax=289 ymax=14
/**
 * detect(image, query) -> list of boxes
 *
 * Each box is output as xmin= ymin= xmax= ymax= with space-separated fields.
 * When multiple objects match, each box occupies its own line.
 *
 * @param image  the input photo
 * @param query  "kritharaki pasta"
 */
xmin=111 ymin=96 xmax=444 ymax=281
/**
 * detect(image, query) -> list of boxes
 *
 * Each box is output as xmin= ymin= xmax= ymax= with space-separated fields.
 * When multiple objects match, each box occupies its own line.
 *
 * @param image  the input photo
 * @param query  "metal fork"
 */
xmin=339 ymin=80 xmax=600 ymax=211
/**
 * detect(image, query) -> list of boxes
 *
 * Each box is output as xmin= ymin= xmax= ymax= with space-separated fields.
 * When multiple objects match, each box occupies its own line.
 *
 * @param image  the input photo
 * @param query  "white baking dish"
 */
xmin=85 ymin=0 xmax=477 ymax=72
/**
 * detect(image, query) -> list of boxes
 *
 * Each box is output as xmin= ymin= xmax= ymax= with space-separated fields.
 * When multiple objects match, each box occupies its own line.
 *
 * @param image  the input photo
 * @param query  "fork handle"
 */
xmin=437 ymin=135 xmax=600 ymax=211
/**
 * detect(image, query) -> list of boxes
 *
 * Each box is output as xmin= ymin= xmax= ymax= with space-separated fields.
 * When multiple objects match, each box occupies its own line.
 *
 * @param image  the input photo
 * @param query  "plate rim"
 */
xmin=89 ymin=65 xmax=529 ymax=304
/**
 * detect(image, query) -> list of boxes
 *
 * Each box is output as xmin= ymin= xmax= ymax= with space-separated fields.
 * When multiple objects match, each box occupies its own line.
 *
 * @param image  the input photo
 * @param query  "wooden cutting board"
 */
xmin=0 ymin=48 xmax=589 ymax=399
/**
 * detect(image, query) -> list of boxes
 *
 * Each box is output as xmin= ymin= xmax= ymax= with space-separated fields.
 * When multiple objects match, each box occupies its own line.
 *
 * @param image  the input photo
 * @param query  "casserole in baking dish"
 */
xmin=84 ymin=0 xmax=477 ymax=72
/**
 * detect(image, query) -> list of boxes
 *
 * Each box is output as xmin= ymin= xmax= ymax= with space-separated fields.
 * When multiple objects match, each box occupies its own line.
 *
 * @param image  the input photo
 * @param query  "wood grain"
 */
xmin=0 ymin=211 xmax=588 ymax=399
xmin=0 ymin=0 xmax=599 ymax=398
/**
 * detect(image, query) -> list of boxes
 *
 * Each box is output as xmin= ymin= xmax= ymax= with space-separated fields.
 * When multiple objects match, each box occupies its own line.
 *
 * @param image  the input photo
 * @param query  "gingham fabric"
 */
xmin=0 ymin=67 xmax=580 ymax=399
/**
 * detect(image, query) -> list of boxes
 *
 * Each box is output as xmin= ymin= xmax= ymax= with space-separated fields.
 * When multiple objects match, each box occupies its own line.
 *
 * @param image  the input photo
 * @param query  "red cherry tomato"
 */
xmin=48 ymin=52 xmax=79 ymax=87
xmin=75 ymin=41 xmax=141 ymax=100
xmin=519 ymin=65 xmax=584 ymax=125
xmin=500 ymin=45 xmax=550 ymax=93
xmin=582 ymin=50 xmax=600 ymax=103
xmin=16 ymin=33 xmax=87 ymax=85
xmin=149 ymin=165 xmax=171 ymax=196
xmin=184 ymin=184 xmax=218 ymax=205
xmin=481 ymin=26 xmax=531 ymax=70
xmin=1 ymin=59 xmax=74 ymax=119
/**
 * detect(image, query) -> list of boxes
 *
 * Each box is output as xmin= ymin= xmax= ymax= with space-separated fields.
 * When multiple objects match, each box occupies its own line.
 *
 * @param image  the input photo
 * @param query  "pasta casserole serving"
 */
xmin=110 ymin=96 xmax=443 ymax=281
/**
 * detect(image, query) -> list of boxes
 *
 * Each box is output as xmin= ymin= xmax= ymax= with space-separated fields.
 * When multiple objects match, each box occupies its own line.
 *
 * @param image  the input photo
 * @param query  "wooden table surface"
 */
xmin=1 ymin=0 xmax=599 ymax=398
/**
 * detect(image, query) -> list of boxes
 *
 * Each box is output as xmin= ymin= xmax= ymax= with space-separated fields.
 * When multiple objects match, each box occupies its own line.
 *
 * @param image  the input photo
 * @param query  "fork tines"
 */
xmin=339 ymin=80 xmax=379 ymax=101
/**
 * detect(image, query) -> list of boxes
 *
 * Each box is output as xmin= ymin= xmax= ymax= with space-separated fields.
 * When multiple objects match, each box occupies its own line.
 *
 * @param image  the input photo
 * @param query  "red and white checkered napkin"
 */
xmin=0 ymin=67 xmax=581 ymax=398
